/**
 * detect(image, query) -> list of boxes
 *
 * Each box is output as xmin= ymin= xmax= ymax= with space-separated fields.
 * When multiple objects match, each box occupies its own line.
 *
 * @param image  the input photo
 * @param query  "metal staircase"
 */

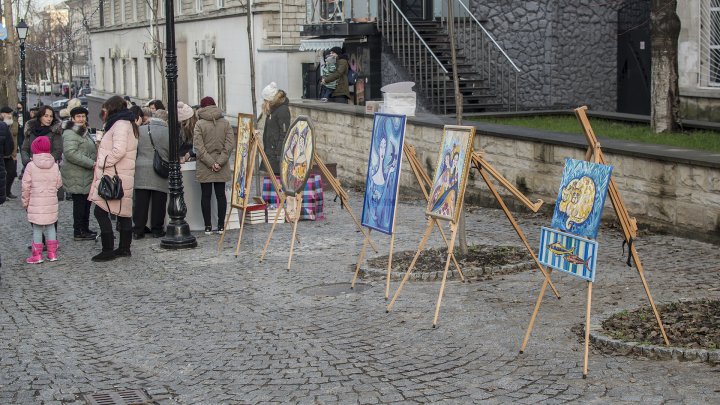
xmin=378 ymin=0 xmax=520 ymax=114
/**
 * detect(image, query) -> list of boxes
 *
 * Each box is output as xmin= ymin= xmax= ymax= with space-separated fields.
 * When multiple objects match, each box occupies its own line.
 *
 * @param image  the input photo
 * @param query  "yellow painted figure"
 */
xmin=558 ymin=176 xmax=596 ymax=229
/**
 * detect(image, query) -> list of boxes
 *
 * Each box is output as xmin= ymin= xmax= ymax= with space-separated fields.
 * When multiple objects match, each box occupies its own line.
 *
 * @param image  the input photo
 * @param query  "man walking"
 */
xmin=1 ymin=107 xmax=18 ymax=198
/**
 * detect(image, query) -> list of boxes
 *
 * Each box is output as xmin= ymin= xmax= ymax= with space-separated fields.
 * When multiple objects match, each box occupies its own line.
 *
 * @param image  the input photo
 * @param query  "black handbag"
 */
xmin=97 ymin=155 xmax=124 ymax=214
xmin=148 ymin=125 xmax=170 ymax=178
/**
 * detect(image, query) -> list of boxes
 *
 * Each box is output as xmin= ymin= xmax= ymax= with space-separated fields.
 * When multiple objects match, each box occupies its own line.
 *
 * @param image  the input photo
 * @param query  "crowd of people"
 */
xmin=0 ymin=81 xmax=292 ymax=266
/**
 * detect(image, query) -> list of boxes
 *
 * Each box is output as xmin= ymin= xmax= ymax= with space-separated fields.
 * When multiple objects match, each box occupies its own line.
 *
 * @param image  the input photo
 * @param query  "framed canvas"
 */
xmin=230 ymin=113 xmax=255 ymax=208
xmin=550 ymin=158 xmax=613 ymax=239
xmin=361 ymin=113 xmax=407 ymax=235
xmin=426 ymin=125 xmax=476 ymax=223
xmin=539 ymin=227 xmax=598 ymax=282
xmin=281 ymin=116 xmax=315 ymax=197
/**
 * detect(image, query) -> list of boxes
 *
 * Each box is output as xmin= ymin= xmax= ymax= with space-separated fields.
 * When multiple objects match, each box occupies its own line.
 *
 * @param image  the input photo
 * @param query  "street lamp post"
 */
xmin=160 ymin=0 xmax=197 ymax=249
xmin=16 ymin=20 xmax=28 ymax=137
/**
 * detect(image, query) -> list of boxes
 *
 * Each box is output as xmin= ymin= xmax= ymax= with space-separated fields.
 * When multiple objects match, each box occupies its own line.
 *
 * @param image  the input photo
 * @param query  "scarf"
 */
xmin=31 ymin=123 xmax=53 ymax=138
xmin=104 ymin=109 xmax=136 ymax=132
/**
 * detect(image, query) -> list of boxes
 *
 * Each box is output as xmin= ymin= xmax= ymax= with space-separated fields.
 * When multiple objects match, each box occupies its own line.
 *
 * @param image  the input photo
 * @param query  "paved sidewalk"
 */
xmin=1 ymin=184 xmax=719 ymax=404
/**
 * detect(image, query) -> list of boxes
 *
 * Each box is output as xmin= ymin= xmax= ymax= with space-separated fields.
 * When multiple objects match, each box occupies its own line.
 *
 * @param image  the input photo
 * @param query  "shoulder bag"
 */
xmin=148 ymin=124 xmax=170 ymax=178
xmin=97 ymin=155 xmax=124 ymax=214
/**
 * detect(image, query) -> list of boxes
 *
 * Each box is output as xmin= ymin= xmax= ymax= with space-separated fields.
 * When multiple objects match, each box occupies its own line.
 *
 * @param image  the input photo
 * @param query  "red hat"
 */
xmin=200 ymin=96 xmax=216 ymax=108
xmin=31 ymin=136 xmax=51 ymax=155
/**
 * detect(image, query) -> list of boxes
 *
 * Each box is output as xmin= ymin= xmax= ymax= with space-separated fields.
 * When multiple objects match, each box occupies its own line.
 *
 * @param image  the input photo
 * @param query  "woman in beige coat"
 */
xmin=193 ymin=96 xmax=234 ymax=234
xmin=89 ymin=96 xmax=140 ymax=262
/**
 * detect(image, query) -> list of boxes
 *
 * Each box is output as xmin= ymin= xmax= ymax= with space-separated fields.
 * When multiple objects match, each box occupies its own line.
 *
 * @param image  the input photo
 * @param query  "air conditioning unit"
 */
xmin=143 ymin=42 xmax=154 ymax=56
xmin=194 ymin=39 xmax=207 ymax=56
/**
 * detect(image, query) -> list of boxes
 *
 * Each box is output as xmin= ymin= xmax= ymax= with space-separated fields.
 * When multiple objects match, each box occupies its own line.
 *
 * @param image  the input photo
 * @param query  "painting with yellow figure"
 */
xmin=550 ymin=158 xmax=613 ymax=239
xmin=231 ymin=114 xmax=255 ymax=208
xmin=281 ymin=116 xmax=315 ymax=197
xmin=426 ymin=125 xmax=475 ymax=223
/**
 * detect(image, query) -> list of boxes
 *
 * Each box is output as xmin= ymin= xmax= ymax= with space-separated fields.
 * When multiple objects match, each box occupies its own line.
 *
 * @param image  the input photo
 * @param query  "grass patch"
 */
xmin=471 ymin=115 xmax=720 ymax=152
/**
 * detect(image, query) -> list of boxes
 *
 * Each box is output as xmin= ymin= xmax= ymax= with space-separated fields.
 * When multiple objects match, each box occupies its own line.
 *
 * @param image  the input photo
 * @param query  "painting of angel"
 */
xmin=426 ymin=126 xmax=475 ymax=223
xmin=550 ymin=158 xmax=613 ymax=239
xmin=281 ymin=116 xmax=315 ymax=197
xmin=361 ymin=113 xmax=407 ymax=234
xmin=231 ymin=114 xmax=255 ymax=208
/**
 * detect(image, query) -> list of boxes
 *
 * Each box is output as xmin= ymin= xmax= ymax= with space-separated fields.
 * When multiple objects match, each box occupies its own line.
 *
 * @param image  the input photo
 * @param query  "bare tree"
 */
xmin=0 ymin=0 xmax=19 ymax=106
xmin=650 ymin=0 xmax=681 ymax=133
xmin=145 ymin=0 xmax=166 ymax=101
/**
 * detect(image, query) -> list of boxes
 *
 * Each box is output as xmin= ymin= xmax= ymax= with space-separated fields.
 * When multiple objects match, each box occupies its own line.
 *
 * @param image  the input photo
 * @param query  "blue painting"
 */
xmin=361 ymin=113 xmax=406 ymax=235
xmin=539 ymin=227 xmax=598 ymax=282
xmin=550 ymin=158 xmax=613 ymax=239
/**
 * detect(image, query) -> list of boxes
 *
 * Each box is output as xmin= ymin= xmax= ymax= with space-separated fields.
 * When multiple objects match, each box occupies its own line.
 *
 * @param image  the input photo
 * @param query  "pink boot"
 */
xmin=26 ymin=243 xmax=44 ymax=264
xmin=46 ymin=240 xmax=59 ymax=262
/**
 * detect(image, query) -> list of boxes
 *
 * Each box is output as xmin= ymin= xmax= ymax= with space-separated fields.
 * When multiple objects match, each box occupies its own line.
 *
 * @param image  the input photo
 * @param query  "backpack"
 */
xmin=347 ymin=66 xmax=358 ymax=86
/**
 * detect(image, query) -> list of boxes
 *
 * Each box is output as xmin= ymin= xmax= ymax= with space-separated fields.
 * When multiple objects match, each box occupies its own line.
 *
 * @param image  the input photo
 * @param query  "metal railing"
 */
xmin=440 ymin=0 xmax=520 ymax=111
xmin=378 ymin=0 xmax=450 ymax=114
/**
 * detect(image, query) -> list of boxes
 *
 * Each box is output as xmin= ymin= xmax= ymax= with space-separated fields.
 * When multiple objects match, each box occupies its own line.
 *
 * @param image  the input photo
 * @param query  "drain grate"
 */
xmin=84 ymin=389 xmax=154 ymax=405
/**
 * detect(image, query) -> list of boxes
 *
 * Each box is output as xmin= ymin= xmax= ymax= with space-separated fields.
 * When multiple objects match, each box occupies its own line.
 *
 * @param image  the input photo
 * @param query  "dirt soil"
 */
xmin=601 ymin=300 xmax=720 ymax=350
xmin=367 ymin=244 xmax=531 ymax=276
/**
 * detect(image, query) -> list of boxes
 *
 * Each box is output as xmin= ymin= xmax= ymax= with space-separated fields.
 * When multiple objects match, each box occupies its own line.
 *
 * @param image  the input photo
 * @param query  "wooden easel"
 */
xmin=218 ymin=131 xmax=285 ymax=256
xmin=387 ymin=146 xmax=561 ymax=327
xmin=260 ymin=154 xmax=378 ymax=271
xmin=519 ymin=106 xmax=669 ymax=379
xmin=351 ymin=143 xmax=466 ymax=300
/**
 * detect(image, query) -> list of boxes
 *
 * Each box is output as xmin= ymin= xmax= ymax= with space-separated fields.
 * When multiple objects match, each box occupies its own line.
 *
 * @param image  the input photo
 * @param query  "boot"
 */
xmin=114 ymin=230 xmax=132 ymax=257
xmin=46 ymin=240 xmax=59 ymax=262
xmin=91 ymin=233 xmax=116 ymax=262
xmin=26 ymin=243 xmax=44 ymax=264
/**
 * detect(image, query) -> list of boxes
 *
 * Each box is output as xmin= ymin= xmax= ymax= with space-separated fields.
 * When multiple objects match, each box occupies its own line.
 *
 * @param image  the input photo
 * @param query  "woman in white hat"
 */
xmin=177 ymin=101 xmax=197 ymax=163
xmin=259 ymin=82 xmax=290 ymax=173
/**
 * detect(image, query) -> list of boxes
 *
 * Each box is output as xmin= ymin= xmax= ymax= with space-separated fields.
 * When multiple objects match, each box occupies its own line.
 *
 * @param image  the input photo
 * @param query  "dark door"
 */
xmin=617 ymin=0 xmax=651 ymax=115
xmin=398 ymin=0 xmax=431 ymax=20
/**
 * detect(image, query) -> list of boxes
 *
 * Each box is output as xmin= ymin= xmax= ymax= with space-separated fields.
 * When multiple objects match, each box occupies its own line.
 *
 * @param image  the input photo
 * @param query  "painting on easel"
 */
xmin=539 ymin=227 xmax=598 ymax=282
xmin=281 ymin=116 xmax=315 ymax=197
xmin=426 ymin=125 xmax=475 ymax=223
xmin=550 ymin=158 xmax=613 ymax=239
xmin=361 ymin=113 xmax=406 ymax=235
xmin=231 ymin=113 xmax=255 ymax=208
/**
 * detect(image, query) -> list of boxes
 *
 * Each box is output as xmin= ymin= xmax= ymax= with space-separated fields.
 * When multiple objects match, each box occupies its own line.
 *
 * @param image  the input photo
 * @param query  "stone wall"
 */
xmin=466 ymin=0 xmax=618 ymax=110
xmin=290 ymin=101 xmax=720 ymax=241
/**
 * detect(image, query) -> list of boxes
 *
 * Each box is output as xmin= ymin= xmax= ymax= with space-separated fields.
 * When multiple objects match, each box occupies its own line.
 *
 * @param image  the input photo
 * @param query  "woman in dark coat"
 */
xmin=260 ymin=82 xmax=291 ymax=173
xmin=132 ymin=109 xmax=170 ymax=239
xmin=320 ymin=47 xmax=350 ymax=104
xmin=21 ymin=105 xmax=63 ymax=165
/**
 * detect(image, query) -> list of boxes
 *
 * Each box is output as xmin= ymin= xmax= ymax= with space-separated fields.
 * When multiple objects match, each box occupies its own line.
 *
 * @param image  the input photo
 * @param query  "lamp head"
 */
xmin=16 ymin=19 xmax=28 ymax=41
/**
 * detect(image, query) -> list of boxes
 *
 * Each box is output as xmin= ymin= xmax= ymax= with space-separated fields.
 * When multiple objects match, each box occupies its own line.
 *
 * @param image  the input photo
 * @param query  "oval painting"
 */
xmin=280 ymin=116 xmax=315 ymax=197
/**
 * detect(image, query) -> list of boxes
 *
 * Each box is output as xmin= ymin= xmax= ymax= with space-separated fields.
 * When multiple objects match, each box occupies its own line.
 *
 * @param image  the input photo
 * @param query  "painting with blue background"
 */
xmin=361 ymin=113 xmax=406 ymax=235
xmin=550 ymin=158 xmax=613 ymax=239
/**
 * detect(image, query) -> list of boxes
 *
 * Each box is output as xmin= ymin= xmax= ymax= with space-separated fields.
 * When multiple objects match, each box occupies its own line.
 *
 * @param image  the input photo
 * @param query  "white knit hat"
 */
xmin=262 ymin=82 xmax=279 ymax=101
xmin=177 ymin=101 xmax=194 ymax=122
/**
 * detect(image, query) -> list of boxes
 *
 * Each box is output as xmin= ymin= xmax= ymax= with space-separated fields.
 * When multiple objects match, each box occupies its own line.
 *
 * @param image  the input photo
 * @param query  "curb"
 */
xmin=354 ymin=259 xmax=536 ymax=282
xmin=589 ymin=324 xmax=720 ymax=365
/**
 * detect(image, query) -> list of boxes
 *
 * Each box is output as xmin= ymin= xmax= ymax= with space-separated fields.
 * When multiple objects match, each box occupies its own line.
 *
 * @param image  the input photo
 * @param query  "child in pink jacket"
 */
xmin=22 ymin=136 xmax=63 ymax=264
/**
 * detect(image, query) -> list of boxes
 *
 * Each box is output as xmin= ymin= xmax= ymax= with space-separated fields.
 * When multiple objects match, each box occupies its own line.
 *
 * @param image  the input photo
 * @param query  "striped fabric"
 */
xmin=538 ymin=227 xmax=598 ymax=282
xmin=262 ymin=175 xmax=325 ymax=221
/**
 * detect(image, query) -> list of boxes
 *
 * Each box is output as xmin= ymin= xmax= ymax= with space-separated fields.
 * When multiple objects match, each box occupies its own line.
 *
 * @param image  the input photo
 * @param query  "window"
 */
xmin=99 ymin=0 xmax=105 ymax=26
xmin=196 ymin=59 xmax=204 ymax=102
xmin=217 ymin=0 xmax=224 ymax=9
xmin=146 ymin=57 xmax=153 ymax=98
xmin=122 ymin=59 xmax=129 ymax=94
xmin=159 ymin=0 xmax=165 ymax=18
xmin=701 ymin=0 xmax=720 ymax=86
xmin=176 ymin=0 xmax=182 ymax=15
xmin=110 ymin=0 xmax=116 ymax=25
xmin=132 ymin=58 xmax=139 ymax=96
xmin=100 ymin=57 xmax=105 ymax=90
xmin=217 ymin=59 xmax=226 ymax=111
xmin=121 ymin=0 xmax=126 ymax=22
xmin=112 ymin=59 xmax=117 ymax=93
xmin=133 ymin=0 xmax=138 ymax=21
xmin=196 ymin=0 xmax=203 ymax=12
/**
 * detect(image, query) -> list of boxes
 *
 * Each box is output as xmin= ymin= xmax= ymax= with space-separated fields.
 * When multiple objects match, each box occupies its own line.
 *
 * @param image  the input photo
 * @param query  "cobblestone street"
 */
xmin=1 ymin=186 xmax=719 ymax=404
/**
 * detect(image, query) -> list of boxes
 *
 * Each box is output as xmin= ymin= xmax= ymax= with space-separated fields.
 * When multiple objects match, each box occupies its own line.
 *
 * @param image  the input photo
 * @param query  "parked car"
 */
xmin=78 ymin=96 xmax=88 ymax=108
xmin=51 ymin=99 xmax=69 ymax=115
xmin=78 ymin=86 xmax=91 ymax=97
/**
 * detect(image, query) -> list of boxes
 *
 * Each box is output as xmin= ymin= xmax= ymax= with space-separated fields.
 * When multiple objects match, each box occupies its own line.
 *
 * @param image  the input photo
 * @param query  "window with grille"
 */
xmin=217 ymin=0 xmax=225 ymax=9
xmin=700 ymin=0 xmax=720 ymax=86
xmin=146 ymin=57 xmax=153 ymax=98
xmin=196 ymin=59 xmax=204 ymax=102
xmin=196 ymin=0 xmax=203 ymax=12
xmin=217 ymin=59 xmax=226 ymax=111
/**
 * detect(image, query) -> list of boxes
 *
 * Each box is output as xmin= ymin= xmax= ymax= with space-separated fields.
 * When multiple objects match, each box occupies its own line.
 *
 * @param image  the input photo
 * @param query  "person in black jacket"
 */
xmin=0 ymin=119 xmax=14 ymax=204
xmin=259 ymin=82 xmax=291 ymax=173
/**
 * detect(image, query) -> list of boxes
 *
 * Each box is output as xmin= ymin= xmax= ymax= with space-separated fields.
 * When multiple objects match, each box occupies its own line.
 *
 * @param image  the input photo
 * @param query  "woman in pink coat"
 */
xmin=89 ymin=96 xmax=140 ymax=262
xmin=22 ymin=136 xmax=63 ymax=264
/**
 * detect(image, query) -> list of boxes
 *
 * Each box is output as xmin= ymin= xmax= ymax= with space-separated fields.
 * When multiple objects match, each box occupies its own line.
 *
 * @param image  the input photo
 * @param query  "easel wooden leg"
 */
xmin=432 ymin=224 xmax=459 ymax=328
xmin=260 ymin=194 xmax=286 ymax=262
xmin=433 ymin=219 xmax=465 ymax=282
xmin=286 ymin=195 xmax=302 ymax=271
xmin=387 ymin=219 xmax=434 ymax=313
xmin=385 ymin=232 xmax=396 ymax=300
xmin=217 ymin=207 xmax=234 ymax=252
xmin=234 ymin=206 xmax=249 ymax=257
xmin=520 ymin=278 xmax=549 ymax=354
xmin=633 ymin=248 xmax=670 ymax=345
xmin=583 ymin=281 xmax=593 ymax=379
xmin=352 ymin=230 xmax=371 ymax=289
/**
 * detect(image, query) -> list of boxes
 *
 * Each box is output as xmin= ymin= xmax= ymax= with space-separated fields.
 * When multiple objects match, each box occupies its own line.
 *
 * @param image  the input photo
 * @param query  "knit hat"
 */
xmin=0 ymin=106 xmax=12 ymax=114
xmin=177 ymin=102 xmax=194 ymax=122
xmin=200 ymin=96 xmax=216 ymax=108
xmin=31 ymin=136 xmax=51 ymax=154
xmin=70 ymin=106 xmax=89 ymax=117
xmin=262 ymin=82 xmax=279 ymax=101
